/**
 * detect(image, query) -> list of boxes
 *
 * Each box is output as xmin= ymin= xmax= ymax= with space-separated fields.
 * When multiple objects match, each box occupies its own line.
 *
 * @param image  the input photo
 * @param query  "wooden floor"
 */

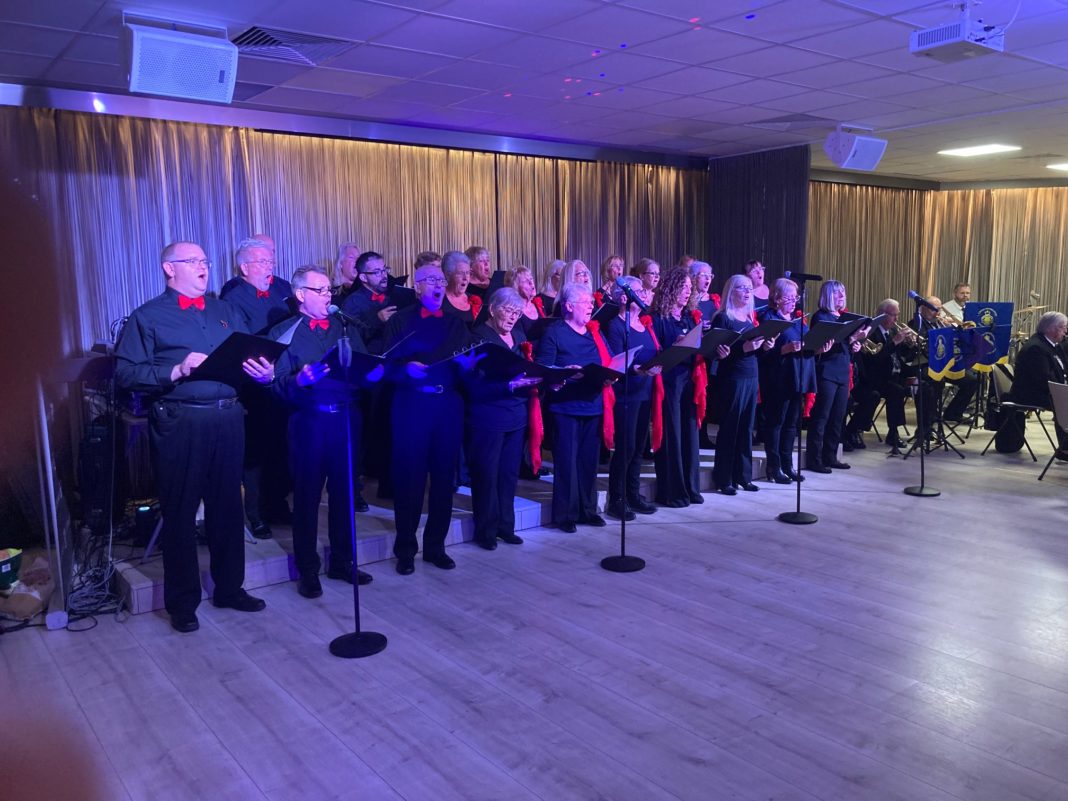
xmin=7 ymin=421 xmax=1068 ymax=801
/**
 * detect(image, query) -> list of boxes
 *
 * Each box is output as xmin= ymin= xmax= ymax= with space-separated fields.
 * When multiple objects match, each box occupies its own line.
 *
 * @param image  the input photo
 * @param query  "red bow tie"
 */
xmin=178 ymin=294 xmax=205 ymax=311
xmin=421 ymin=307 xmax=443 ymax=318
xmin=371 ymin=292 xmax=386 ymax=303
xmin=309 ymin=318 xmax=329 ymax=330
xmin=256 ymin=289 xmax=270 ymax=299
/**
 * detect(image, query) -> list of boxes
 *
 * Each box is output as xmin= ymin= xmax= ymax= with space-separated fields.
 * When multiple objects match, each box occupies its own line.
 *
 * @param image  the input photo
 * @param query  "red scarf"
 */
xmin=519 ymin=341 xmax=544 ymax=472
xmin=640 ymin=314 xmax=665 ymax=452
xmin=593 ymin=290 xmax=605 ymax=308
xmin=710 ymin=293 xmax=721 ymax=310
xmin=469 ymin=294 xmax=482 ymax=321
xmin=690 ymin=309 xmax=708 ymax=428
xmin=586 ymin=320 xmax=616 ymax=450
xmin=532 ymin=296 xmax=545 ymax=317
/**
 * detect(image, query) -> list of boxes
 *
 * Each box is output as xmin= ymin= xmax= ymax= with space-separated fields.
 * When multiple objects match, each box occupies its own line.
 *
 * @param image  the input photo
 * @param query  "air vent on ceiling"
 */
xmin=232 ymin=27 xmax=354 ymax=66
xmin=745 ymin=113 xmax=835 ymax=132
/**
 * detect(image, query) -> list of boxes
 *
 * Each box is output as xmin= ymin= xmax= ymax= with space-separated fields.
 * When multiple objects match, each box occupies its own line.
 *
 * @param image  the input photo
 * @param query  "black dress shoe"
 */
xmin=842 ymin=438 xmax=855 ymax=453
xmin=808 ymin=463 xmax=832 ymax=474
xmin=538 ymin=466 xmax=553 ymax=476
xmin=297 ymin=573 xmax=323 ymax=599
xmin=212 ymin=589 xmax=266 ymax=613
xmin=423 ymin=553 xmax=456 ymax=570
xmin=719 ymin=485 xmax=737 ymax=496
xmin=250 ymin=521 xmax=272 ymax=539
xmin=886 ymin=435 xmax=908 ymax=449
xmin=497 ymin=531 xmax=524 ymax=545
xmin=662 ymin=497 xmax=690 ymax=508
xmin=739 ymin=482 xmax=760 ymax=492
xmin=1056 ymin=449 xmax=1068 ymax=463
xmin=827 ymin=460 xmax=851 ymax=469
xmin=688 ymin=493 xmax=705 ymax=504
xmin=476 ymin=539 xmax=498 ymax=550
xmin=170 ymin=613 xmax=199 ymax=633
xmin=853 ymin=434 xmax=866 ymax=449
xmin=782 ymin=468 xmax=805 ymax=482
xmin=579 ymin=514 xmax=607 ymax=527
xmin=327 ymin=564 xmax=373 ymax=585
xmin=629 ymin=498 xmax=657 ymax=514
xmin=353 ymin=495 xmax=370 ymax=513
xmin=767 ymin=470 xmax=792 ymax=484
xmin=396 ymin=557 xmax=415 ymax=575
xmin=559 ymin=520 xmax=577 ymax=533
xmin=605 ymin=502 xmax=636 ymax=521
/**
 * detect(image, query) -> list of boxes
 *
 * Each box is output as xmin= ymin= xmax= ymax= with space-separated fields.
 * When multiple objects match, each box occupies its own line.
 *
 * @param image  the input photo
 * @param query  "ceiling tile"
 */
xmin=237 ymin=57 xmax=313 ymax=86
xmin=692 ymin=104 xmax=790 ymax=124
xmin=433 ymin=0 xmax=601 ymax=32
xmin=0 ymin=52 xmax=52 ymax=79
xmin=566 ymin=51 xmax=682 ymax=83
xmin=628 ymin=28 xmax=762 ymax=63
xmin=710 ymin=45 xmax=837 ymax=78
xmin=756 ymin=89 xmax=861 ymax=113
xmin=325 ymin=44 xmax=456 ymax=78
xmin=834 ymin=72 xmax=948 ymax=99
xmin=508 ymin=73 xmax=610 ymax=101
xmin=422 ymin=59 xmax=536 ymax=91
xmin=705 ymin=78 xmax=809 ymax=105
xmin=961 ymin=64 xmax=1067 ymax=93
xmin=470 ymin=34 xmax=593 ymax=69
xmin=371 ymin=79 xmax=485 ymax=105
xmin=257 ymin=1 xmax=416 ymax=43
xmin=615 ymin=0 xmax=785 ymax=26
xmin=633 ymin=65 xmax=750 ymax=94
xmin=335 ymin=96 xmax=435 ymax=120
xmin=912 ymin=53 xmax=1040 ymax=83
xmin=710 ymin=1 xmax=873 ymax=44
xmin=0 ymin=0 xmax=104 ymax=30
xmin=783 ymin=59 xmax=895 ymax=90
xmin=44 ymin=58 xmax=125 ymax=88
xmin=567 ymin=85 xmax=682 ymax=110
xmin=640 ymin=95 xmax=740 ymax=118
xmin=792 ymin=19 xmax=917 ymax=58
xmin=243 ymin=85 xmax=348 ymax=113
xmin=539 ymin=6 xmax=695 ymax=48
xmin=452 ymin=91 xmax=556 ymax=114
xmin=284 ymin=68 xmax=403 ymax=96
xmin=812 ymin=97 xmax=916 ymax=124
xmin=882 ymin=83 xmax=994 ymax=108
xmin=368 ymin=13 xmax=515 ymax=56
xmin=0 ymin=23 xmax=75 ymax=58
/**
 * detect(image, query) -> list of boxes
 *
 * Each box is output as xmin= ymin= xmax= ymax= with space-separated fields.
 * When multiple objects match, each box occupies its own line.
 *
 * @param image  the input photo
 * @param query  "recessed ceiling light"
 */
xmin=937 ymin=144 xmax=1021 ymax=157
xmin=1047 ymin=163 xmax=1068 ymax=171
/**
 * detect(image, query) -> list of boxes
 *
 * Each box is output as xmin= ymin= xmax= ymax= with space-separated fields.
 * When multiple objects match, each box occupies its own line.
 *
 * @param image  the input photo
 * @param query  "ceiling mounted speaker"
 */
xmin=823 ymin=131 xmax=887 ymax=171
xmin=122 ymin=22 xmax=238 ymax=104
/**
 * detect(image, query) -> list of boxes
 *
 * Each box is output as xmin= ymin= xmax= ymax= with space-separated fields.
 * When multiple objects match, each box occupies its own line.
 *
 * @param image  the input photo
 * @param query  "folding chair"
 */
xmin=1037 ymin=381 xmax=1068 ymax=480
xmin=980 ymin=365 xmax=1053 ymax=462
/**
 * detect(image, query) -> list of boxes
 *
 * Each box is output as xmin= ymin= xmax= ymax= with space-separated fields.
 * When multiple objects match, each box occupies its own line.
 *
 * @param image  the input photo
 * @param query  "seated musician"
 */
xmin=941 ymin=282 xmax=970 ymax=321
xmin=846 ymin=298 xmax=914 ymax=450
xmin=1008 ymin=311 xmax=1068 ymax=459
xmin=911 ymin=295 xmax=977 ymax=424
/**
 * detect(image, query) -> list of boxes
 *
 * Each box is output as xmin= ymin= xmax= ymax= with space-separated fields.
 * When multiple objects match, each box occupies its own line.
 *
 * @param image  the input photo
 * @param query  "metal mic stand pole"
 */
xmin=330 ymin=332 xmax=388 ymax=658
xmin=904 ymin=366 xmax=940 ymax=498
xmin=602 ymin=301 xmax=645 ymax=573
xmin=778 ymin=281 xmax=817 ymax=524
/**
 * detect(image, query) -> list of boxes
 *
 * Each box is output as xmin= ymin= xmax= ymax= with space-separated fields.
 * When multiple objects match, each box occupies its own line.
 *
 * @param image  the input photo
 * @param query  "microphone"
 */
xmin=784 ymin=270 xmax=823 ymax=283
xmin=907 ymin=290 xmax=940 ymax=312
xmin=614 ymin=277 xmax=648 ymax=312
xmin=327 ymin=304 xmax=358 ymax=326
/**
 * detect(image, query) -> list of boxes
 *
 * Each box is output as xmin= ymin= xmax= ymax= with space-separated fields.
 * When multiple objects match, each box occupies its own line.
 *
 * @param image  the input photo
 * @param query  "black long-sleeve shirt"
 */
xmin=220 ymin=277 xmax=293 ymax=336
xmin=268 ymin=315 xmax=372 ymax=409
xmin=383 ymin=305 xmax=473 ymax=392
xmin=463 ymin=323 xmax=530 ymax=432
xmin=340 ymin=284 xmax=417 ymax=355
xmin=115 ymin=287 xmax=249 ymax=402
xmin=536 ymin=319 xmax=604 ymax=416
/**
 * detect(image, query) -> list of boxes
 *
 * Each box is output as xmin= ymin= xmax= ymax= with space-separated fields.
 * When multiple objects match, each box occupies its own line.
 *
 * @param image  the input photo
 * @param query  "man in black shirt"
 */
xmin=340 ymin=251 xmax=416 ymax=355
xmin=269 ymin=266 xmax=380 ymax=597
xmin=221 ymin=237 xmax=294 ymax=538
xmin=115 ymin=241 xmax=274 ymax=633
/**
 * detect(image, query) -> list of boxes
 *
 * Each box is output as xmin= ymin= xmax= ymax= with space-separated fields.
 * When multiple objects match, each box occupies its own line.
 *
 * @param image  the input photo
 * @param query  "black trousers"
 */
xmin=367 ymin=383 xmax=395 ymax=498
xmin=608 ymin=397 xmax=650 ymax=505
xmin=713 ymin=377 xmax=758 ymax=488
xmin=288 ymin=406 xmax=361 ymax=577
xmin=150 ymin=400 xmax=245 ymax=617
xmin=807 ymin=377 xmax=849 ymax=466
xmin=551 ymin=412 xmax=600 ymax=525
xmin=241 ymin=392 xmax=290 ymax=524
xmin=467 ymin=425 xmax=524 ymax=546
xmin=762 ymin=387 xmax=800 ymax=476
xmin=391 ymin=389 xmax=463 ymax=560
xmin=654 ymin=374 xmax=700 ymax=504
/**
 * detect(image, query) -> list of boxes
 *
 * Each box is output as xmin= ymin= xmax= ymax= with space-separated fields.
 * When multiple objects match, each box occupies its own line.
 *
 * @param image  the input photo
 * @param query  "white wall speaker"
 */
xmin=823 ymin=131 xmax=887 ymax=171
xmin=122 ymin=23 xmax=238 ymax=104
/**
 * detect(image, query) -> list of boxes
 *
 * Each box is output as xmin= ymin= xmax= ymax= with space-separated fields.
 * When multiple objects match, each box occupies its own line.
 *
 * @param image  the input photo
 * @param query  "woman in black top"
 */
xmin=652 ymin=266 xmax=702 ymax=507
xmin=806 ymin=280 xmax=866 ymax=473
xmin=537 ymin=282 xmax=607 ymax=532
xmin=464 ymin=288 xmax=541 ymax=549
xmin=441 ymin=250 xmax=479 ymax=324
xmin=604 ymin=276 xmax=662 ymax=519
xmin=758 ymin=278 xmax=817 ymax=483
xmin=710 ymin=274 xmax=772 ymax=494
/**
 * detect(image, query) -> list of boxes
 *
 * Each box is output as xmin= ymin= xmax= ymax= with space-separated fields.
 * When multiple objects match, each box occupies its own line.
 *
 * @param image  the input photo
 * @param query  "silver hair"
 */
xmin=1037 ymin=310 xmax=1068 ymax=336
xmin=689 ymin=260 xmax=713 ymax=276
xmin=559 ymin=281 xmax=592 ymax=309
xmin=489 ymin=287 xmax=524 ymax=314
xmin=876 ymin=298 xmax=900 ymax=314
xmin=236 ymin=237 xmax=272 ymax=265
xmin=441 ymin=250 xmax=471 ymax=277
xmin=291 ymin=264 xmax=328 ymax=291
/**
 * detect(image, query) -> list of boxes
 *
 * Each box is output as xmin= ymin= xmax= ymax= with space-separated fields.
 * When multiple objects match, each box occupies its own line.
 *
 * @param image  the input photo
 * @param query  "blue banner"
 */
xmin=927 ymin=326 xmax=957 ymax=380
xmin=964 ymin=302 xmax=1014 ymax=371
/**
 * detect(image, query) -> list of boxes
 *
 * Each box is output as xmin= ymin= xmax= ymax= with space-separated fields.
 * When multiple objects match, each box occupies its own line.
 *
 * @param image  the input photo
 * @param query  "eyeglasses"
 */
xmin=248 ymin=258 xmax=276 ymax=266
xmin=362 ymin=267 xmax=391 ymax=276
xmin=780 ymin=296 xmax=798 ymax=303
xmin=574 ymin=270 xmax=591 ymax=278
xmin=643 ymin=271 xmax=660 ymax=277
xmin=418 ymin=276 xmax=447 ymax=287
xmin=170 ymin=257 xmax=211 ymax=268
xmin=301 ymin=286 xmax=332 ymax=296
xmin=496 ymin=308 xmax=522 ymax=318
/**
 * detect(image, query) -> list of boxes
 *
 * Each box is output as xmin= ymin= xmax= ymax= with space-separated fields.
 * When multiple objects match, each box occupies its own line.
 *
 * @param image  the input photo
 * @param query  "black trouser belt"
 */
xmin=161 ymin=398 xmax=239 ymax=409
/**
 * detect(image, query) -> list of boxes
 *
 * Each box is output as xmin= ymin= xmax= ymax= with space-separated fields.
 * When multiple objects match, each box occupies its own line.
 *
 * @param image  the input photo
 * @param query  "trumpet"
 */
xmin=861 ymin=322 xmax=917 ymax=355
xmin=934 ymin=306 xmax=975 ymax=328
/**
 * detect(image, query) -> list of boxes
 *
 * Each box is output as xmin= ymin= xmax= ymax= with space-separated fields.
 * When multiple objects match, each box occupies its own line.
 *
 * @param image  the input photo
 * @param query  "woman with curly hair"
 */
xmin=651 ymin=265 xmax=702 ymax=507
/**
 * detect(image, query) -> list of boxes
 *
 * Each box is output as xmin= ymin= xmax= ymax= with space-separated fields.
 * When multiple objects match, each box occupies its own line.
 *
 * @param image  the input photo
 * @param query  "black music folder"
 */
xmin=188 ymin=332 xmax=287 ymax=386
xmin=640 ymin=323 xmax=702 ymax=371
xmin=699 ymin=326 xmax=741 ymax=356
xmin=735 ymin=317 xmax=795 ymax=343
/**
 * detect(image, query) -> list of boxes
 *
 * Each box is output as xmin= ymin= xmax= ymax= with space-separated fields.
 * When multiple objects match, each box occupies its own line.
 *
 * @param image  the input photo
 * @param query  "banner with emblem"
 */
xmin=964 ymin=302 xmax=1014 ymax=372
xmin=927 ymin=326 xmax=957 ymax=380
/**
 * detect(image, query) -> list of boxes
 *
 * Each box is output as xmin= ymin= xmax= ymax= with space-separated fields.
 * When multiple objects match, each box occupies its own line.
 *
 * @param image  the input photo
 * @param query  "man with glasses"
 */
xmin=222 ymin=237 xmax=296 ymax=538
xmin=115 ymin=241 xmax=274 ymax=633
xmin=340 ymin=251 xmax=416 ymax=355
xmin=382 ymin=259 xmax=480 ymax=575
xmin=269 ymin=266 xmax=380 ymax=597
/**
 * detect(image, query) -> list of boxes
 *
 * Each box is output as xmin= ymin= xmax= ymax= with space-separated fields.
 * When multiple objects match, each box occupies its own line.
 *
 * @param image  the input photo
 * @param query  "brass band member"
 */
xmin=846 ymin=299 xmax=913 ymax=450
xmin=1009 ymin=311 xmax=1068 ymax=458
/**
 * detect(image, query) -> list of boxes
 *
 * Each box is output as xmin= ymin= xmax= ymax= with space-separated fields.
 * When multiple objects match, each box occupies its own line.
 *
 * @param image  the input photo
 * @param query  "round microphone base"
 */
xmin=329 ymin=630 xmax=388 ymax=659
xmin=600 ymin=555 xmax=645 ymax=573
xmin=903 ymin=485 xmax=940 ymax=497
xmin=778 ymin=511 xmax=818 ymax=525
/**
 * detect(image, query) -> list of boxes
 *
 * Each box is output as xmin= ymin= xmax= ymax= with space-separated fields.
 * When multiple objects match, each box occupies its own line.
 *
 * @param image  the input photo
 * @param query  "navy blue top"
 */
xmin=811 ymin=308 xmax=852 ymax=385
xmin=711 ymin=311 xmax=760 ymax=381
xmin=757 ymin=308 xmax=815 ymax=393
xmin=383 ymin=305 xmax=473 ymax=393
xmin=464 ymin=323 xmax=530 ymax=432
xmin=653 ymin=313 xmax=696 ymax=383
xmin=268 ymin=315 xmax=370 ymax=409
xmin=604 ymin=316 xmax=656 ymax=401
xmin=696 ymin=298 xmax=718 ymax=323
xmin=536 ymin=319 xmax=604 ymax=416
xmin=116 ymin=288 xmax=249 ymax=402
xmin=340 ymin=284 xmax=417 ymax=355
xmin=220 ymin=278 xmax=293 ymax=336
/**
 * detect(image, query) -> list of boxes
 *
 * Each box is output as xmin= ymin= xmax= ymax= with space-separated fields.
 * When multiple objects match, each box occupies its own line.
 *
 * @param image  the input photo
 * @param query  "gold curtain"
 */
xmin=921 ymin=188 xmax=993 ymax=302
xmin=2 ymin=106 xmax=707 ymax=354
xmin=986 ymin=188 xmax=1068 ymax=310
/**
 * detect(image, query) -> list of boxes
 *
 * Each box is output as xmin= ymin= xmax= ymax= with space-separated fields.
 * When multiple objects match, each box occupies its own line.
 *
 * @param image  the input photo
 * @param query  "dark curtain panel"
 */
xmin=709 ymin=145 xmax=810 ymax=290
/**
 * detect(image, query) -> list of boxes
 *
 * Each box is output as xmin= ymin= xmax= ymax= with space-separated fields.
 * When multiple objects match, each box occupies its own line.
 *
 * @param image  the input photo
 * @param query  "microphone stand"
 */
xmin=902 ymin=311 xmax=940 ymax=498
xmin=602 ymin=301 xmax=645 ymax=573
xmin=778 ymin=281 xmax=817 ymax=525
xmin=329 ymin=329 xmax=389 ymax=658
